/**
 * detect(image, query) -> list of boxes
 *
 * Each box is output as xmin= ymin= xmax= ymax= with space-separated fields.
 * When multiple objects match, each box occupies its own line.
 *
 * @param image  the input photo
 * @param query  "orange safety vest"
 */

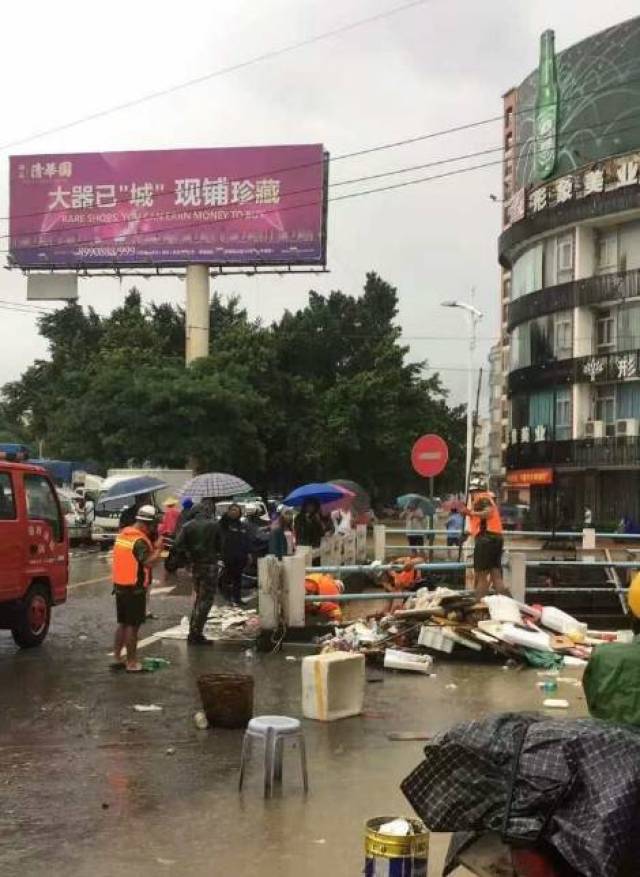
xmin=305 ymin=574 xmax=342 ymax=622
xmin=468 ymin=492 xmax=503 ymax=537
xmin=112 ymin=526 xmax=153 ymax=588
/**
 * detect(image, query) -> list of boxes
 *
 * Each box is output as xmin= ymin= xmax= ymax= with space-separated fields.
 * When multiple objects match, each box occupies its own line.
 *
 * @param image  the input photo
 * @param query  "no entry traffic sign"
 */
xmin=411 ymin=434 xmax=449 ymax=478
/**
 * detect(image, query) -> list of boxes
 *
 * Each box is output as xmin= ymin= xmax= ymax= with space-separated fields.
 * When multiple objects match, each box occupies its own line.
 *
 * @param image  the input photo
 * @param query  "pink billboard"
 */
xmin=9 ymin=144 xmax=327 ymax=268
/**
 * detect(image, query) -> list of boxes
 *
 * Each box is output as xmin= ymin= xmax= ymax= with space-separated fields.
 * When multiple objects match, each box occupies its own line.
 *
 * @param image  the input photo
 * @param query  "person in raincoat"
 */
xmin=304 ymin=573 xmax=344 ymax=623
xmin=583 ymin=572 xmax=640 ymax=727
xmin=269 ymin=507 xmax=294 ymax=559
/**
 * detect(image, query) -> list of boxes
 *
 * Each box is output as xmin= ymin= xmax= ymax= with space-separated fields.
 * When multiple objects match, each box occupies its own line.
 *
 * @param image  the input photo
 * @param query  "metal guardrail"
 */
xmin=384 ymin=528 xmax=640 ymax=540
xmin=306 ymin=562 xmax=469 ymax=574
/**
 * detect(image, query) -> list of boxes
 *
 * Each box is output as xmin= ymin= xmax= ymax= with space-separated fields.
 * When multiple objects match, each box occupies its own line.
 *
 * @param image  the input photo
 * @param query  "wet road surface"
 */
xmin=0 ymin=549 xmax=589 ymax=876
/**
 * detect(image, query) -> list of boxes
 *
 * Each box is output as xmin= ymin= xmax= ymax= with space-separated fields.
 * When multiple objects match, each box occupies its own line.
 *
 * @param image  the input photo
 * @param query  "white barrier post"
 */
xmin=508 ymin=552 xmax=526 ymax=603
xmin=258 ymin=556 xmax=279 ymax=630
xmin=344 ymin=531 xmax=357 ymax=565
xmin=582 ymin=527 xmax=596 ymax=562
xmin=320 ymin=535 xmax=333 ymax=566
xmin=282 ymin=553 xmax=306 ymax=627
xmin=373 ymin=524 xmax=386 ymax=562
xmin=356 ymin=524 xmax=367 ymax=562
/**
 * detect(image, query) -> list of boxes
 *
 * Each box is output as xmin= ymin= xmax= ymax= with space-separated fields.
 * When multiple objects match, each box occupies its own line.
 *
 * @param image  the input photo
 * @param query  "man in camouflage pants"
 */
xmin=170 ymin=502 xmax=221 ymax=646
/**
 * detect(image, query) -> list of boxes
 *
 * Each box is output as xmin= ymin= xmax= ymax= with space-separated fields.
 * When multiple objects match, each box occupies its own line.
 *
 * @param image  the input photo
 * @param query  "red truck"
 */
xmin=0 ymin=457 xmax=69 ymax=647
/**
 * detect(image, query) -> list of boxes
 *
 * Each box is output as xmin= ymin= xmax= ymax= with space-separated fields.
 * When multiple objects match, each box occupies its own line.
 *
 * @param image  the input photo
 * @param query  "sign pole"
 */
xmin=186 ymin=265 xmax=210 ymax=365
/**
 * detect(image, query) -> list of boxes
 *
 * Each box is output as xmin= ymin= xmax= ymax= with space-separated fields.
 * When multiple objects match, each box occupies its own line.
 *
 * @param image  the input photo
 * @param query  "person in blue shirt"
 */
xmin=446 ymin=509 xmax=464 ymax=547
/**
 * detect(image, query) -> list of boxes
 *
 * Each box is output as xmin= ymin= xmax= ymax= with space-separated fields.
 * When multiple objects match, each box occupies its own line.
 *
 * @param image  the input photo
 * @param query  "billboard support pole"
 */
xmin=185 ymin=265 xmax=210 ymax=364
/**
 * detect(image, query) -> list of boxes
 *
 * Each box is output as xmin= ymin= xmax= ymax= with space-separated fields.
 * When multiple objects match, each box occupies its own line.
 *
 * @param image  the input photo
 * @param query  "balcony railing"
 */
xmin=506 ymin=434 xmax=640 ymax=469
xmin=508 ymin=347 xmax=640 ymax=394
xmin=508 ymin=266 xmax=640 ymax=330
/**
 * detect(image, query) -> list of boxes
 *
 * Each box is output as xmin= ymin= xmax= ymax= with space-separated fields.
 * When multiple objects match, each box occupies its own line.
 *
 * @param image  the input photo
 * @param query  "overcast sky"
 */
xmin=1 ymin=0 xmax=639 ymax=406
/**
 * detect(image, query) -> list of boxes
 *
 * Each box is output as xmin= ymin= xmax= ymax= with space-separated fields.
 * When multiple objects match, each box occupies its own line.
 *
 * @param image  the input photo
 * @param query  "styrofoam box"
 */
xmin=302 ymin=652 xmax=365 ymax=721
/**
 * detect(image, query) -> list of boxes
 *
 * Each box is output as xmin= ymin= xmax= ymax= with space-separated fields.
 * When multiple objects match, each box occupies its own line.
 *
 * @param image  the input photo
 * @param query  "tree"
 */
xmin=1 ymin=275 xmax=466 ymax=499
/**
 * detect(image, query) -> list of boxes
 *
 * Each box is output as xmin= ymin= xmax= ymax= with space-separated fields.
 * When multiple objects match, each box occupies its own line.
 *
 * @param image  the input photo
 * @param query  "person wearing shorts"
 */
xmin=111 ymin=505 xmax=161 ymax=672
xmin=463 ymin=478 xmax=507 ymax=599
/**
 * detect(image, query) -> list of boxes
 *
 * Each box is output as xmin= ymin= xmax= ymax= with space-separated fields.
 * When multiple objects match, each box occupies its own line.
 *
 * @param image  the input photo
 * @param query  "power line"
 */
xmin=0 ymin=0 xmax=431 ymax=152
xmin=5 ymin=92 xmax=640 ymax=233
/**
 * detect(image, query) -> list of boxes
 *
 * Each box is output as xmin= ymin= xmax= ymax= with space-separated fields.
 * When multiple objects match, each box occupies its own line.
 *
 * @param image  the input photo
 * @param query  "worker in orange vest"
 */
xmin=462 ymin=477 xmax=507 ymax=599
xmin=111 ymin=505 xmax=162 ymax=672
xmin=305 ymin=573 xmax=344 ymax=623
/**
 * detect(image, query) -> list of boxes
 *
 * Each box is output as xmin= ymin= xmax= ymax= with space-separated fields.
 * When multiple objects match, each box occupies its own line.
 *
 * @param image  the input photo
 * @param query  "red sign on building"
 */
xmin=506 ymin=468 xmax=554 ymax=487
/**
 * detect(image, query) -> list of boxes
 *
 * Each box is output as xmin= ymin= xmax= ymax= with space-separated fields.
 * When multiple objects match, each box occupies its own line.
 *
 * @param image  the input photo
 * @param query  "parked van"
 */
xmin=0 ymin=458 xmax=69 ymax=647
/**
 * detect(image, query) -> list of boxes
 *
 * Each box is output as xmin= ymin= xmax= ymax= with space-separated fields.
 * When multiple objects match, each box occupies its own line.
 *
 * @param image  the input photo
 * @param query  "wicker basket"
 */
xmin=197 ymin=672 xmax=254 ymax=728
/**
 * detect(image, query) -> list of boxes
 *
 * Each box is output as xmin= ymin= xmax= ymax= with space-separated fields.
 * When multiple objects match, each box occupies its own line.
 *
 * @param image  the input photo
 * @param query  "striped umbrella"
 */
xmin=179 ymin=472 xmax=252 ymax=501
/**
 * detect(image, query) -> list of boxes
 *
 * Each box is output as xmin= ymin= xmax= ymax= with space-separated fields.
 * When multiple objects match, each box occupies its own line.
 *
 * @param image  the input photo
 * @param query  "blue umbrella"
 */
xmin=284 ymin=482 xmax=345 ymax=507
xmin=98 ymin=475 xmax=168 ymax=505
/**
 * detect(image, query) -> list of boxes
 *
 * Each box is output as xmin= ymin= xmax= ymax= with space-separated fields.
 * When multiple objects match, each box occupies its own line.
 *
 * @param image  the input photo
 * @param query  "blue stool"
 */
xmin=238 ymin=715 xmax=309 ymax=798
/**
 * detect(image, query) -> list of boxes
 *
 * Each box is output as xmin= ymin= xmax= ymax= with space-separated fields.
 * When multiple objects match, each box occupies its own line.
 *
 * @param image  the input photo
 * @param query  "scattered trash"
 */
xmin=312 ymin=839 xmax=327 ymax=845
xmin=543 ymin=698 xmax=570 ymax=709
xmin=133 ymin=704 xmax=163 ymax=713
xmin=445 ymin=683 xmax=458 ymax=690
xmin=244 ymin=648 xmax=255 ymax=660
xmin=78 ymin=634 xmax=88 ymax=642
xmin=387 ymin=731 xmax=431 ymax=742
xmin=141 ymin=657 xmax=170 ymax=672
xmin=193 ymin=711 xmax=209 ymax=730
xmin=384 ymin=649 xmax=434 ymax=674
xmin=156 ymin=859 xmax=176 ymax=866
xmin=378 ymin=818 xmax=414 ymax=836
xmin=285 ymin=655 xmax=298 ymax=662
xmin=101 ymin=802 xmax=109 ymax=810
xmin=161 ymin=608 xmax=261 ymax=643
xmin=538 ymin=680 xmax=558 ymax=693
xmin=166 ymin=747 xmax=176 ymax=756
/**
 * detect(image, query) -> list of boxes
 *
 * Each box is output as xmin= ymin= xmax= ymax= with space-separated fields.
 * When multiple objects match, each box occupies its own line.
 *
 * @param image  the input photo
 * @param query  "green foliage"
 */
xmin=1 ymin=273 xmax=466 ymax=499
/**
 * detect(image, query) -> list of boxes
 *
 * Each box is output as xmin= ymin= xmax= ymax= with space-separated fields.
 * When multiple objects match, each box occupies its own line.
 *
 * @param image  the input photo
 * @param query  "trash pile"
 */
xmin=318 ymin=588 xmax=622 ymax=671
xmin=161 ymin=607 xmax=261 ymax=643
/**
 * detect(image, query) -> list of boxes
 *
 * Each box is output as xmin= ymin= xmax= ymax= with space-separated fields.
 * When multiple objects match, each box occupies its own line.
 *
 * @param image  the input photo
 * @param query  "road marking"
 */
xmin=107 ymin=626 xmax=176 ymax=656
xmin=68 ymin=575 xmax=110 ymax=591
xmin=150 ymin=586 xmax=176 ymax=596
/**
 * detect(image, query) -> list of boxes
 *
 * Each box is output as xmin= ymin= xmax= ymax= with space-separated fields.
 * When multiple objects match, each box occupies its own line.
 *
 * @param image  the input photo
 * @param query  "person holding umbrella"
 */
xmin=400 ymin=500 xmax=426 ymax=554
xmin=219 ymin=503 xmax=251 ymax=607
xmin=294 ymin=499 xmax=327 ymax=564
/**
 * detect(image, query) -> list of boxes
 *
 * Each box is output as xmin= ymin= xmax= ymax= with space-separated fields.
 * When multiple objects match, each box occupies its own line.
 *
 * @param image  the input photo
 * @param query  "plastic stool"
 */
xmin=238 ymin=715 xmax=309 ymax=797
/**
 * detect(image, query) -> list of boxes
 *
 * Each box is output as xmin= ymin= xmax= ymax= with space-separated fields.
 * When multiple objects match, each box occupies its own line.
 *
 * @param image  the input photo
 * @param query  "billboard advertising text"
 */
xmin=9 ymin=144 xmax=327 ymax=269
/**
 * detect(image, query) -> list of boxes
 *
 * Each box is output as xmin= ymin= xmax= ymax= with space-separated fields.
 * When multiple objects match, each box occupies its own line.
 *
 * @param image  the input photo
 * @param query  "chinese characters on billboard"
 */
xmin=9 ymin=145 xmax=328 ymax=268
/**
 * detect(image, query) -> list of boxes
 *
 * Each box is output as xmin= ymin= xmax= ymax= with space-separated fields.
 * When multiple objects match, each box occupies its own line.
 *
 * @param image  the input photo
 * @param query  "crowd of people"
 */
xmin=107 ymin=492 xmax=357 ymax=671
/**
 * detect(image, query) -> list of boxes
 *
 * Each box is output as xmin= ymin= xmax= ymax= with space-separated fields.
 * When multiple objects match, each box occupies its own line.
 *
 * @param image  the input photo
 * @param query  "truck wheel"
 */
xmin=11 ymin=583 xmax=51 ymax=648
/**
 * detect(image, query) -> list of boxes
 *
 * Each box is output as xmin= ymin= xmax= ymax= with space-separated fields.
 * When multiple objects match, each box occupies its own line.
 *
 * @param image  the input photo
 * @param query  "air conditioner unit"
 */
xmin=616 ymin=418 xmax=639 ymax=437
xmin=584 ymin=420 xmax=605 ymax=439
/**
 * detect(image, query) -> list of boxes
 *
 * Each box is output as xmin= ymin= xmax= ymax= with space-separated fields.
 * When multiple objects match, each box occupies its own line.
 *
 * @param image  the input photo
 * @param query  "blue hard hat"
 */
xmin=182 ymin=497 xmax=194 ymax=509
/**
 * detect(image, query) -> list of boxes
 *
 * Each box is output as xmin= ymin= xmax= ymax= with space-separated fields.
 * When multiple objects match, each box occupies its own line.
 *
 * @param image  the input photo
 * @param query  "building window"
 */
xmin=554 ymin=312 xmax=573 ymax=359
xmin=502 ymin=304 xmax=508 ymax=325
xmin=555 ymin=388 xmax=572 ymax=440
xmin=504 ymin=160 xmax=513 ymax=179
xmin=505 ymin=107 xmax=513 ymax=128
xmin=596 ymin=310 xmax=615 ymax=351
xmin=597 ymin=229 xmax=618 ymax=274
xmin=595 ymin=384 xmax=616 ymax=427
xmin=502 ymin=277 xmax=511 ymax=302
xmin=505 ymin=132 xmax=513 ymax=151
xmin=556 ymin=233 xmax=574 ymax=283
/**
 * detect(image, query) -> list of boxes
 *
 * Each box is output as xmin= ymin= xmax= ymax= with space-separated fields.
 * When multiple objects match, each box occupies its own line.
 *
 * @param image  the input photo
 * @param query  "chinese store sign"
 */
xmin=506 ymin=151 xmax=640 ymax=226
xmin=506 ymin=468 xmax=554 ymax=486
xmin=9 ymin=145 xmax=327 ymax=268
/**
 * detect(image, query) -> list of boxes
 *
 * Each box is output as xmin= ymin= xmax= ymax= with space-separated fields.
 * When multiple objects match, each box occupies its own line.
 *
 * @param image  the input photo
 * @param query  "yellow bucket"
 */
xmin=364 ymin=817 xmax=429 ymax=876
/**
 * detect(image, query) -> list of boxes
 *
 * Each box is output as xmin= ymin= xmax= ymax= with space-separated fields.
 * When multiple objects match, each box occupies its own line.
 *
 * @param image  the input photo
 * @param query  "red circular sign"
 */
xmin=411 ymin=434 xmax=449 ymax=478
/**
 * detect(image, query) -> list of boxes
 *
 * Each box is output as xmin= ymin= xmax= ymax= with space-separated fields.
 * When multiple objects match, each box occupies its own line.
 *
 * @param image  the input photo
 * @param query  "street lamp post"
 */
xmin=441 ymin=299 xmax=484 ymax=495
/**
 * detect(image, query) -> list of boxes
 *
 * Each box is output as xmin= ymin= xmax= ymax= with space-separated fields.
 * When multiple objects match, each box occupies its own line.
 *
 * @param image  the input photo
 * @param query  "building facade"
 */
xmin=500 ymin=17 xmax=640 ymax=528
xmin=487 ymin=342 xmax=505 ymax=495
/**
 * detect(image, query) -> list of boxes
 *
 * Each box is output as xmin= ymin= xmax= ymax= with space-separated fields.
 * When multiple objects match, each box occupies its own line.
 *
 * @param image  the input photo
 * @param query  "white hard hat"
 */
xmin=469 ymin=476 xmax=487 ymax=492
xmin=335 ymin=579 xmax=345 ymax=593
xmin=136 ymin=504 xmax=157 ymax=522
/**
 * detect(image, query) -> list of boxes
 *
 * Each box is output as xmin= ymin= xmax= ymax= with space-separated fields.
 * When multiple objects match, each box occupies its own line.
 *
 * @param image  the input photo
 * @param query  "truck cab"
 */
xmin=0 ymin=457 xmax=68 ymax=647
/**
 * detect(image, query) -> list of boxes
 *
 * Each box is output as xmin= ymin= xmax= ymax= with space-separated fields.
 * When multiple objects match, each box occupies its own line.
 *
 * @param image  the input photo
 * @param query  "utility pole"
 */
xmin=185 ymin=265 xmax=210 ymax=364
